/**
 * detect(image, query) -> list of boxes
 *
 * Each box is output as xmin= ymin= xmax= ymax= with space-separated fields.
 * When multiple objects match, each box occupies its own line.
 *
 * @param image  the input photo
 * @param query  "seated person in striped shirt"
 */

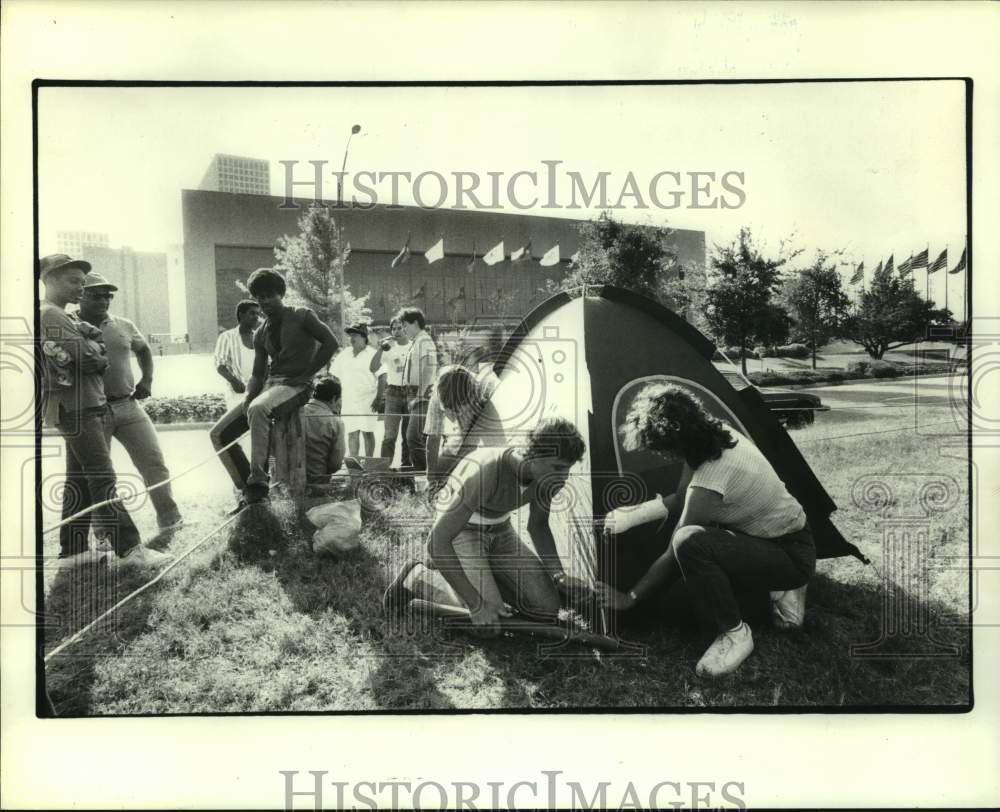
xmin=595 ymin=384 xmax=815 ymax=679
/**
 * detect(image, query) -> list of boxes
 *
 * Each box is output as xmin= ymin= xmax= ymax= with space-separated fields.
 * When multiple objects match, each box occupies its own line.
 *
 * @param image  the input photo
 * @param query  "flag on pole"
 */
xmin=483 ymin=240 xmax=504 ymax=266
xmin=570 ymin=251 xmax=580 ymax=266
xmin=391 ymin=233 xmax=411 ymax=268
xmin=898 ymin=255 xmax=913 ymax=277
xmin=540 ymin=243 xmax=560 ymax=267
xmin=884 ymin=255 xmax=894 ymax=276
xmin=949 ymin=247 xmax=966 ymax=274
xmin=928 ymin=249 xmax=947 ymax=274
xmin=911 ymin=248 xmax=929 ymax=269
xmin=872 ymin=260 xmax=883 ymax=276
xmin=850 ymin=261 xmax=865 ymax=285
xmin=424 ymin=238 xmax=444 ymax=264
xmin=511 ymin=241 xmax=531 ymax=262
xmin=466 ymin=241 xmax=477 ymax=273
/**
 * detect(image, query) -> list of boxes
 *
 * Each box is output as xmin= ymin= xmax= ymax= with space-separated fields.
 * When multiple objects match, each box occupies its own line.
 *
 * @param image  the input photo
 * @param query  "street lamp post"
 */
xmin=335 ymin=124 xmax=361 ymax=333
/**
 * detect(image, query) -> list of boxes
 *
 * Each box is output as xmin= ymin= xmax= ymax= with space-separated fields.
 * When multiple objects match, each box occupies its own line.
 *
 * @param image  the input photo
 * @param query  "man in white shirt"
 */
xmin=398 ymin=307 xmax=438 ymax=471
xmin=376 ymin=317 xmax=412 ymax=466
xmin=330 ymin=322 xmax=386 ymax=457
xmin=214 ymin=300 xmax=261 ymax=410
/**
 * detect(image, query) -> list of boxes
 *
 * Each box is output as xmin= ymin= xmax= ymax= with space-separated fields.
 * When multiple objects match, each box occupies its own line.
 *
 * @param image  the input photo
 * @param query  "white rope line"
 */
xmin=42 ymin=435 xmax=246 ymax=536
xmin=43 ymin=508 xmax=246 ymax=663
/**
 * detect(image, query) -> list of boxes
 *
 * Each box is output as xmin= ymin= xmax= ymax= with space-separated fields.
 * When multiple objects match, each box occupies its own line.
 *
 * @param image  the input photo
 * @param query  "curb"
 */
xmin=42 ymin=421 xmax=216 ymax=436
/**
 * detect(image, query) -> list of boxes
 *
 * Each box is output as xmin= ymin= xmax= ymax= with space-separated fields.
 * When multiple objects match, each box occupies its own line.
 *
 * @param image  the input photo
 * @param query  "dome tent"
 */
xmin=459 ymin=285 xmax=864 ymax=612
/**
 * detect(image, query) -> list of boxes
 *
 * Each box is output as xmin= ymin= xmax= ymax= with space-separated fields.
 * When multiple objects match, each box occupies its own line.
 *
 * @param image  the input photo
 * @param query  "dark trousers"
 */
xmin=380 ymin=386 xmax=411 ymax=465
xmin=58 ymin=406 xmax=141 ymax=557
xmin=672 ymin=523 xmax=816 ymax=633
xmin=405 ymin=397 xmax=430 ymax=471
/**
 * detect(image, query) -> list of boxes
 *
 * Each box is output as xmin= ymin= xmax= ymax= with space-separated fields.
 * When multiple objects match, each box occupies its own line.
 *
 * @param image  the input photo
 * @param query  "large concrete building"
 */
xmin=199 ymin=154 xmax=271 ymax=195
xmin=181 ymin=188 xmax=707 ymax=352
xmin=80 ymin=245 xmax=171 ymax=336
xmin=57 ymin=230 xmax=110 ymax=257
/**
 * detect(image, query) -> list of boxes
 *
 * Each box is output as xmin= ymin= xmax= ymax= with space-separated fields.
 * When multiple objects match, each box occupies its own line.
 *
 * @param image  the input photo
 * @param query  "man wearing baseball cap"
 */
xmin=77 ymin=271 xmax=182 ymax=531
xmin=38 ymin=254 xmax=168 ymax=569
xmin=330 ymin=322 xmax=386 ymax=458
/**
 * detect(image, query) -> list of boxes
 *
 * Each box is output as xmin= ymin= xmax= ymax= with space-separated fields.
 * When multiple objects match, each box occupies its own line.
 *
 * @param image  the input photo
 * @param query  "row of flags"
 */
xmin=390 ymin=233 xmax=580 ymax=271
xmin=849 ymin=246 xmax=967 ymax=285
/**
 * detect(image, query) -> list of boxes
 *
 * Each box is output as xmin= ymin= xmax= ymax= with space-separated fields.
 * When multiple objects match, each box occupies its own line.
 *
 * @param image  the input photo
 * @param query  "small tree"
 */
xmin=552 ymin=212 xmax=699 ymax=314
xmin=704 ymin=228 xmax=792 ymax=375
xmin=273 ymin=206 xmax=370 ymax=336
xmin=845 ymin=263 xmax=950 ymax=359
xmin=783 ymin=253 xmax=852 ymax=369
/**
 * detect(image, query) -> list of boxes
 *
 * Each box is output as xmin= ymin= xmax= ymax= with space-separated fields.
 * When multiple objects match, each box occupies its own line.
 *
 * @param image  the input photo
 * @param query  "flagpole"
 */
xmin=963 ymin=236 xmax=969 ymax=328
xmin=944 ymin=246 xmax=949 ymax=318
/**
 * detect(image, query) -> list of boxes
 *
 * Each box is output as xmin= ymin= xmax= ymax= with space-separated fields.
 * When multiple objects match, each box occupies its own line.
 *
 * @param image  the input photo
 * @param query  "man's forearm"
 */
xmin=527 ymin=520 xmax=564 ymax=577
xmin=135 ymin=346 xmax=155 ymax=383
xmin=217 ymin=364 xmax=241 ymax=387
xmin=245 ymin=375 xmax=264 ymax=400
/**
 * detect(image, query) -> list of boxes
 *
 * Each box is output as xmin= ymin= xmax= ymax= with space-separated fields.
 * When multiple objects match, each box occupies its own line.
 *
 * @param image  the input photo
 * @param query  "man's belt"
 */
xmin=386 ymin=384 xmax=408 ymax=392
xmin=107 ymin=394 xmax=133 ymax=403
xmin=405 ymin=385 xmax=433 ymax=399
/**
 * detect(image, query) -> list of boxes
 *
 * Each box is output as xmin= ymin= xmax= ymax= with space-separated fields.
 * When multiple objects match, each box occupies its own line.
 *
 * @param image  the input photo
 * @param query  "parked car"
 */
xmin=718 ymin=370 xmax=829 ymax=428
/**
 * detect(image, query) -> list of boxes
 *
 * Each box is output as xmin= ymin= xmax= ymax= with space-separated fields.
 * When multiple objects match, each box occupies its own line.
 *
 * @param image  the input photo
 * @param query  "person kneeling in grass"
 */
xmin=595 ymin=384 xmax=815 ymax=678
xmin=384 ymin=417 xmax=590 ymax=636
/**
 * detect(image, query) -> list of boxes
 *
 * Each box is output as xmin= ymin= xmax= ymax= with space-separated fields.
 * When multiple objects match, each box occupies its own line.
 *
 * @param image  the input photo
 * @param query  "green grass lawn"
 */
xmin=44 ymin=405 xmax=971 ymax=714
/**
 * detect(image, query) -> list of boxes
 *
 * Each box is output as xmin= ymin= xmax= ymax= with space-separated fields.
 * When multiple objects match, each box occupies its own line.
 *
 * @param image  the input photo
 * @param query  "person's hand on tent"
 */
xmin=594 ymin=581 xmax=637 ymax=611
xmin=469 ymin=598 xmax=512 ymax=637
xmin=553 ymin=572 xmax=593 ymax=602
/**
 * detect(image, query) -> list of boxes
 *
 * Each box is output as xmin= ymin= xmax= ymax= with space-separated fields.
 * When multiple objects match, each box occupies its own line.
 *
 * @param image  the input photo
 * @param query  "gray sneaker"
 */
xmin=114 ymin=545 xmax=174 ymax=571
xmin=695 ymin=622 xmax=754 ymax=678
xmin=770 ymin=584 xmax=808 ymax=630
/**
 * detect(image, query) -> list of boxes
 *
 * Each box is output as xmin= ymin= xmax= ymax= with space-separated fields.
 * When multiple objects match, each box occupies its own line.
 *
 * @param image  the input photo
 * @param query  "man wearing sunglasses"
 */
xmin=77 ymin=272 xmax=182 ymax=531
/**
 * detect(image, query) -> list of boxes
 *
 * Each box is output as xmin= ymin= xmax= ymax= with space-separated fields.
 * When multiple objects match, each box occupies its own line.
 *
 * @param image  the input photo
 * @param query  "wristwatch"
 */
xmin=552 ymin=571 xmax=567 ymax=586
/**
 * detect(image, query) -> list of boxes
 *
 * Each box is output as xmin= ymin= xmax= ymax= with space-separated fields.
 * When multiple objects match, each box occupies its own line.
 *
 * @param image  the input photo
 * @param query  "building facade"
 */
xmin=57 ymin=230 xmax=110 ymax=257
xmin=80 ymin=245 xmax=171 ymax=336
xmin=181 ymin=188 xmax=707 ymax=352
xmin=199 ymin=154 xmax=271 ymax=196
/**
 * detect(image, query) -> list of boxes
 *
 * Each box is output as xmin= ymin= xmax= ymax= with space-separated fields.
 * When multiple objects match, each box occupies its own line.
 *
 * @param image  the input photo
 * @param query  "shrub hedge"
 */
xmin=746 ymin=362 xmax=955 ymax=388
xmin=142 ymin=394 xmax=228 ymax=424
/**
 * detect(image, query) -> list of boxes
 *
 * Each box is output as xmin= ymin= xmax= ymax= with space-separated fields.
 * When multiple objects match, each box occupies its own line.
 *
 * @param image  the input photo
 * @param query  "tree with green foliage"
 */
xmin=546 ymin=212 xmax=700 ymax=320
xmin=272 ymin=206 xmax=370 ymax=336
xmin=704 ymin=228 xmax=791 ymax=375
xmin=783 ymin=253 xmax=852 ymax=369
xmin=845 ymin=263 xmax=950 ymax=359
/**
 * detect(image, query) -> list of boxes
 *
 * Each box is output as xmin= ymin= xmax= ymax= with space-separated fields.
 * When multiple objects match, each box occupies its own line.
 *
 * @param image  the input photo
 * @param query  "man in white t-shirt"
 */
xmin=330 ymin=322 xmax=386 ymax=457
xmin=214 ymin=300 xmax=261 ymax=410
xmin=376 ymin=317 xmax=411 ymax=466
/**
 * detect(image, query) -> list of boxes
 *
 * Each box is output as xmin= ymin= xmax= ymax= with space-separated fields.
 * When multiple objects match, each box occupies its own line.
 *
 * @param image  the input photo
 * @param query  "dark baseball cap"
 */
xmin=82 ymin=271 xmax=118 ymax=291
xmin=345 ymin=322 xmax=369 ymax=339
xmin=39 ymin=253 xmax=92 ymax=281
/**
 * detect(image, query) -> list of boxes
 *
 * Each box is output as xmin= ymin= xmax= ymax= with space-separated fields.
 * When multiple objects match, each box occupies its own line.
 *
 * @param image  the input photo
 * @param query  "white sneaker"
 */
xmin=58 ymin=549 xmax=110 ymax=570
xmin=770 ymin=584 xmax=808 ymax=630
xmin=114 ymin=545 xmax=174 ymax=571
xmin=695 ymin=622 xmax=754 ymax=678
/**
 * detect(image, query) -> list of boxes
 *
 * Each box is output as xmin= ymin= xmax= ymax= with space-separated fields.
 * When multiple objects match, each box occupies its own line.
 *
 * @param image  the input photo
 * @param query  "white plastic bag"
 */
xmin=309 ymin=499 xmax=362 ymax=556
xmin=306 ymin=500 xmax=353 ymax=528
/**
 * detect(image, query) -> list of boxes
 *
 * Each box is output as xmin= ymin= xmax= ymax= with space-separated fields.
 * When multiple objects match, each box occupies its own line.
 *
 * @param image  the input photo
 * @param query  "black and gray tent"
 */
xmin=467 ymin=286 xmax=864 ymax=604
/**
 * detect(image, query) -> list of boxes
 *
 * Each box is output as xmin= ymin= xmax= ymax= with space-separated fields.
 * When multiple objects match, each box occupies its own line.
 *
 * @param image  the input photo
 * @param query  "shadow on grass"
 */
xmin=43 ymin=555 xmax=165 ymax=717
xmin=238 ymin=497 xmax=458 ymax=711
